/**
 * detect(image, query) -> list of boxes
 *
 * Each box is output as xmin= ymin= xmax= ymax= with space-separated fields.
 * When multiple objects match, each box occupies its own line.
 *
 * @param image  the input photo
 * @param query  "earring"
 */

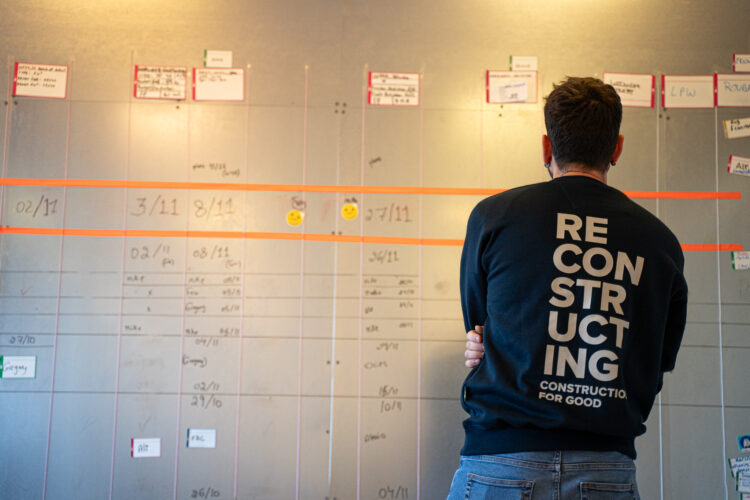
xmin=610 ymin=161 xmax=616 ymax=166
xmin=544 ymin=162 xmax=550 ymax=168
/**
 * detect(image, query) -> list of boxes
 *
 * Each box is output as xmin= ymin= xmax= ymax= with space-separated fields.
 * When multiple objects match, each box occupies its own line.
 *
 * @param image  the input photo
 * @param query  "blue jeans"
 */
xmin=447 ymin=451 xmax=639 ymax=500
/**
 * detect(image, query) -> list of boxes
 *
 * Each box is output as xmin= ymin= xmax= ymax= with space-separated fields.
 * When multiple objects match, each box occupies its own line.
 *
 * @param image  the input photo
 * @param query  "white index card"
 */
xmin=0 ymin=356 xmax=36 ymax=378
xmin=204 ymin=50 xmax=232 ymax=68
xmin=603 ymin=73 xmax=655 ymax=108
xmin=131 ymin=438 xmax=161 ymax=458
xmin=716 ymin=74 xmax=750 ymax=107
xmin=510 ymin=56 xmax=538 ymax=71
xmin=193 ymin=68 xmax=245 ymax=101
xmin=724 ymin=117 xmax=750 ymax=139
xmin=13 ymin=62 xmax=68 ymax=99
xmin=731 ymin=456 xmax=750 ymax=478
xmin=494 ymin=81 xmax=527 ymax=103
xmin=187 ymin=428 xmax=216 ymax=448
xmin=734 ymin=54 xmax=750 ymax=73
xmin=732 ymin=252 xmax=750 ymax=271
xmin=133 ymin=65 xmax=187 ymax=100
xmin=661 ymin=75 xmax=714 ymax=108
xmin=728 ymin=155 xmax=750 ymax=176
xmin=487 ymin=70 xmax=537 ymax=104
xmin=368 ymin=72 xmax=420 ymax=106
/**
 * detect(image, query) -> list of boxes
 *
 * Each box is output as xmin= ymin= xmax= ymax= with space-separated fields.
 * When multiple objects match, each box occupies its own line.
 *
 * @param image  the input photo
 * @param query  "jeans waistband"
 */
xmin=462 ymin=450 xmax=635 ymax=472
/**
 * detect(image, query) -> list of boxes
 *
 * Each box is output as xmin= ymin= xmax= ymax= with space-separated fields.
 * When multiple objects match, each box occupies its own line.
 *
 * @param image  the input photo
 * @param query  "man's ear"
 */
xmin=542 ymin=135 xmax=553 ymax=165
xmin=611 ymin=134 xmax=624 ymax=164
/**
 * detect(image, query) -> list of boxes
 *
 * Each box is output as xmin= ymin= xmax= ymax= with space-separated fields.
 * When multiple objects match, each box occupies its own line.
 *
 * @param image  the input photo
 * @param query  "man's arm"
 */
xmin=460 ymin=205 xmax=489 ymax=332
xmin=460 ymin=205 xmax=489 ymax=368
xmin=654 ymin=258 xmax=688 ymax=393
xmin=662 ymin=273 xmax=688 ymax=373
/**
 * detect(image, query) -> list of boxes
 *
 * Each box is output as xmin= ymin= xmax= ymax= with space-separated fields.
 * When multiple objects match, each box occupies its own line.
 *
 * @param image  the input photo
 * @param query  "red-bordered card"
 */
xmin=728 ymin=155 xmax=750 ymax=176
xmin=133 ymin=65 xmax=187 ymax=100
xmin=486 ymin=70 xmax=537 ymax=104
xmin=131 ymin=438 xmax=161 ymax=458
xmin=661 ymin=74 xmax=714 ymax=109
xmin=13 ymin=62 xmax=68 ymax=99
xmin=715 ymin=73 xmax=750 ymax=107
xmin=603 ymin=72 xmax=655 ymax=108
xmin=193 ymin=68 xmax=245 ymax=102
xmin=368 ymin=72 xmax=420 ymax=106
xmin=733 ymin=54 xmax=750 ymax=73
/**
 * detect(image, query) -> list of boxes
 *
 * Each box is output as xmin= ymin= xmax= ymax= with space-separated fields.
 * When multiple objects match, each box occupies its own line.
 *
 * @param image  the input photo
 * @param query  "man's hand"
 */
xmin=464 ymin=325 xmax=484 ymax=368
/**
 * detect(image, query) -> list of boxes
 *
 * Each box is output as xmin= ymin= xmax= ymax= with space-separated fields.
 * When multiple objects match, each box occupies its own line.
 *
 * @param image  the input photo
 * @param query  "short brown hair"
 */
xmin=544 ymin=77 xmax=622 ymax=172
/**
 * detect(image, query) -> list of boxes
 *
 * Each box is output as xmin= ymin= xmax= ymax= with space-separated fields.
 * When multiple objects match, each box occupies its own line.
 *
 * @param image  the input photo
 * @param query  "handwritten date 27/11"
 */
xmin=365 ymin=203 xmax=412 ymax=223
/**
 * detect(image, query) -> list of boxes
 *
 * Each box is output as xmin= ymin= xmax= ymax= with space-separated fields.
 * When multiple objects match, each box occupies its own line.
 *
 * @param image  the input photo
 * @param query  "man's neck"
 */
xmin=561 ymin=170 xmax=607 ymax=183
xmin=551 ymin=162 xmax=608 ymax=184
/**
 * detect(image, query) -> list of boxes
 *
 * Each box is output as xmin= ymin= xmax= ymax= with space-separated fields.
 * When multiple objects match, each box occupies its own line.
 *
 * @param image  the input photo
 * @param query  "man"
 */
xmin=447 ymin=77 xmax=687 ymax=499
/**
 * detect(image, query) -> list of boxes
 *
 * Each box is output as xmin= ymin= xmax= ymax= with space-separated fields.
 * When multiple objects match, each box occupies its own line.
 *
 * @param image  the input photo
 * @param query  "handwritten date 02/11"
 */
xmin=15 ymin=195 xmax=58 ymax=218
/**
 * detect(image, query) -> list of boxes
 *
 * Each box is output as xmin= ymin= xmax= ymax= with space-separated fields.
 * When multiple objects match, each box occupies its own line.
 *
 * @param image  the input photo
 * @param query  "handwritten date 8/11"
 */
xmin=129 ymin=195 xmax=237 ymax=219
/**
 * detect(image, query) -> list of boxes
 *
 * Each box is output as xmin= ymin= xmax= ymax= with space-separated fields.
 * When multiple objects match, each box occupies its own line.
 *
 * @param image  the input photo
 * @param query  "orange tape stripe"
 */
xmin=681 ymin=243 xmax=744 ymax=252
xmin=0 ymin=226 xmax=740 ymax=251
xmin=623 ymin=191 xmax=741 ymax=200
xmin=0 ymin=178 xmax=502 ymax=194
xmin=0 ymin=227 xmax=464 ymax=247
xmin=0 ymin=178 xmax=741 ymax=199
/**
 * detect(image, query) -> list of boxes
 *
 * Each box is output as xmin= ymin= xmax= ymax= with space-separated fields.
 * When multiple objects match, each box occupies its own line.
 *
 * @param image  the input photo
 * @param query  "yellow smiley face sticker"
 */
xmin=286 ymin=209 xmax=304 ymax=227
xmin=341 ymin=203 xmax=358 ymax=221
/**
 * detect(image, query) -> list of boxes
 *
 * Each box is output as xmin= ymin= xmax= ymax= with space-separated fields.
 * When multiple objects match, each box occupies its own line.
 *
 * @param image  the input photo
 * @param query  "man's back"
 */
xmin=459 ymin=175 xmax=688 ymax=459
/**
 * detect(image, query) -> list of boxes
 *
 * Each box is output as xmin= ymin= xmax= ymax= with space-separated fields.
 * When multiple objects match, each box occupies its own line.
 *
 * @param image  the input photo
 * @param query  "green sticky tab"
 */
xmin=509 ymin=55 xmax=513 ymax=70
xmin=733 ymin=251 xmax=737 ymax=270
xmin=0 ymin=355 xmax=3 ymax=378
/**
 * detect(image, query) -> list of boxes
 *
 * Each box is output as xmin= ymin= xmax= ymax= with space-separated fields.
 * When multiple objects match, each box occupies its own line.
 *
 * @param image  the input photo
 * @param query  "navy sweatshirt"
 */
xmin=459 ymin=176 xmax=687 ymax=459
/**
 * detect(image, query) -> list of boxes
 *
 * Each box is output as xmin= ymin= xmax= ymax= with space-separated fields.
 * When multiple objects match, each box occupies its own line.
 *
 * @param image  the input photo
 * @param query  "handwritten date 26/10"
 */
xmin=191 ymin=486 xmax=220 ymax=498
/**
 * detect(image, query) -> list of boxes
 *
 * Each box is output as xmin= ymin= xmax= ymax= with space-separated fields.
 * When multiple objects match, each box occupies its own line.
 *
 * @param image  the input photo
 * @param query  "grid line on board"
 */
xmin=107 ymin=49 xmax=136 ymax=500
xmin=0 ymin=226 xmax=741 ymax=252
xmin=0 ymin=176 xmax=743 ymax=199
xmin=41 ymin=59 xmax=74 ymax=500
xmin=713 ymin=106 xmax=729 ymax=500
